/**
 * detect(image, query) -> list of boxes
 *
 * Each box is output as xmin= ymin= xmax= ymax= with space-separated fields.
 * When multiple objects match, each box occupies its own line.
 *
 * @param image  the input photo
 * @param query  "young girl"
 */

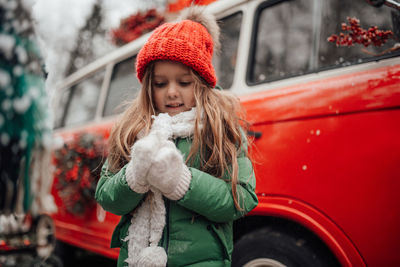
xmin=95 ymin=7 xmax=258 ymax=267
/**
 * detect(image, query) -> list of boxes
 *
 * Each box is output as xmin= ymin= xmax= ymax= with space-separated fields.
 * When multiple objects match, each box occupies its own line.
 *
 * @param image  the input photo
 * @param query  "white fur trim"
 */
xmin=151 ymin=108 xmax=197 ymax=139
xmin=137 ymin=246 xmax=167 ymax=267
xmin=149 ymin=190 xmax=166 ymax=246
xmin=170 ymin=108 xmax=197 ymax=138
xmin=150 ymin=113 xmax=173 ymax=140
xmin=125 ymin=194 xmax=151 ymax=266
xmin=125 ymin=190 xmax=167 ymax=267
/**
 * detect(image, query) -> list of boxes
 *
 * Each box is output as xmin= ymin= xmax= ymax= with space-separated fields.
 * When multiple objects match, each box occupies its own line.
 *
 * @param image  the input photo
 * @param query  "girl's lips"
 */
xmin=166 ymin=103 xmax=184 ymax=108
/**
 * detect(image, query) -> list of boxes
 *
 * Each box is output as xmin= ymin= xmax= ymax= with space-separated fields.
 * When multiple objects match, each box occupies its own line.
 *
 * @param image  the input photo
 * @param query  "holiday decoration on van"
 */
xmin=167 ymin=0 xmax=217 ymax=12
xmin=111 ymin=9 xmax=165 ymax=46
xmin=53 ymin=133 xmax=107 ymax=215
xmin=328 ymin=17 xmax=394 ymax=48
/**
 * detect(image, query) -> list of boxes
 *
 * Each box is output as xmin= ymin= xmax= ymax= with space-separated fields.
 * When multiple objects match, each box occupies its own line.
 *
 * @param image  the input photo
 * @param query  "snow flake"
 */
xmin=0 ymin=33 xmax=16 ymax=60
xmin=13 ymin=95 xmax=31 ymax=113
xmin=19 ymin=138 xmax=27 ymax=149
xmin=52 ymin=136 xmax=65 ymax=150
xmin=42 ymin=132 xmax=53 ymax=149
xmin=316 ymin=129 xmax=321 ymax=136
xmin=13 ymin=65 xmax=23 ymax=76
xmin=0 ymin=70 xmax=11 ymax=88
xmin=6 ymin=0 xmax=18 ymax=10
xmin=15 ymin=46 xmax=28 ymax=64
xmin=20 ymin=20 xmax=30 ymax=32
xmin=302 ymin=165 xmax=307 ymax=171
xmin=28 ymin=61 xmax=40 ymax=72
xmin=2 ymin=99 xmax=12 ymax=111
xmin=1 ymin=133 xmax=10 ymax=146
xmin=28 ymin=86 xmax=40 ymax=99
xmin=0 ymin=114 xmax=4 ymax=127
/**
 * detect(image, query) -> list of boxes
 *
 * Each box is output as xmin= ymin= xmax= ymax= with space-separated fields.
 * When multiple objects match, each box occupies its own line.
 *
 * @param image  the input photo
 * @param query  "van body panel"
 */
xmin=242 ymin=63 xmax=400 ymax=265
xmin=241 ymin=64 xmax=400 ymax=123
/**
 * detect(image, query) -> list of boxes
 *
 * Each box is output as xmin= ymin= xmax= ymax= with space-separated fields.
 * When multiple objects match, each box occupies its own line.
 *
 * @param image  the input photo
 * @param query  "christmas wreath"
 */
xmin=111 ymin=9 xmax=165 ymax=46
xmin=53 ymin=133 xmax=107 ymax=215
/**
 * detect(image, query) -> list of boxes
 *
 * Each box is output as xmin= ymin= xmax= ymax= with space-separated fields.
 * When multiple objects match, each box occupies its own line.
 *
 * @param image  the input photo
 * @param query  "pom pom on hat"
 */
xmin=177 ymin=6 xmax=220 ymax=52
xmin=136 ymin=6 xmax=219 ymax=88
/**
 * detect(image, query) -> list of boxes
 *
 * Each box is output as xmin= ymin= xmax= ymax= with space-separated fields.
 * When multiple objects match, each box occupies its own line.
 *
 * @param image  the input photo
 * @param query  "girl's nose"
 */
xmin=167 ymin=83 xmax=178 ymax=98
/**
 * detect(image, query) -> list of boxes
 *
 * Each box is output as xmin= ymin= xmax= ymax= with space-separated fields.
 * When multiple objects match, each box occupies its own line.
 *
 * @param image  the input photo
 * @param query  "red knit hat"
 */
xmin=136 ymin=7 xmax=220 ymax=88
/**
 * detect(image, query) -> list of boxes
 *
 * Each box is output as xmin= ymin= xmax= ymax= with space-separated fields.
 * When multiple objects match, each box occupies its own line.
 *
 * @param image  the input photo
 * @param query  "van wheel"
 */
xmin=232 ymin=227 xmax=338 ymax=267
xmin=54 ymin=240 xmax=76 ymax=266
xmin=30 ymin=254 xmax=63 ymax=267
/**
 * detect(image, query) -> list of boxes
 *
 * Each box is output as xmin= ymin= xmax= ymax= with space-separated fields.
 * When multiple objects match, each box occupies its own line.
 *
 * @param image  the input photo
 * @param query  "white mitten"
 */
xmin=125 ymin=133 xmax=161 ymax=193
xmin=147 ymin=141 xmax=192 ymax=200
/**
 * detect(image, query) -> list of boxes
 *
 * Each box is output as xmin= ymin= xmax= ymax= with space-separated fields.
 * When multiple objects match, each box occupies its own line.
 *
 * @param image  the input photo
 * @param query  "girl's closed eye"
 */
xmin=153 ymin=81 xmax=167 ymax=88
xmin=179 ymin=81 xmax=192 ymax=87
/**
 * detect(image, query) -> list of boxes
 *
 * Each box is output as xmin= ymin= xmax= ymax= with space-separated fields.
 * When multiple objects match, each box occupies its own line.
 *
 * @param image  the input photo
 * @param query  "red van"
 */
xmin=50 ymin=0 xmax=400 ymax=266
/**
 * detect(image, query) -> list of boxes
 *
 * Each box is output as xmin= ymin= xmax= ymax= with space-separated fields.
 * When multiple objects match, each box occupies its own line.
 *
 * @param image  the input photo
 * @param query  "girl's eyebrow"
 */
xmin=153 ymin=73 xmax=192 ymax=78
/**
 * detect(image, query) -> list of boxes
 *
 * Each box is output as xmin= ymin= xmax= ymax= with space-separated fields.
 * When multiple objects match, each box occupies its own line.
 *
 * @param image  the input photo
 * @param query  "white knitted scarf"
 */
xmin=124 ymin=108 xmax=197 ymax=267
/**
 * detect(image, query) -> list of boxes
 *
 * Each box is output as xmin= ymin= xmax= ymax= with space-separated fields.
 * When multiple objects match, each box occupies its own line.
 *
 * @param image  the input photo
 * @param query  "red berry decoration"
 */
xmin=328 ymin=17 xmax=394 ymax=48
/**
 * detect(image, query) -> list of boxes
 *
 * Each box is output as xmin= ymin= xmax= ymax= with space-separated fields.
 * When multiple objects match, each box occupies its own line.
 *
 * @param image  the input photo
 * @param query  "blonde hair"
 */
xmin=107 ymin=62 xmax=250 ymax=210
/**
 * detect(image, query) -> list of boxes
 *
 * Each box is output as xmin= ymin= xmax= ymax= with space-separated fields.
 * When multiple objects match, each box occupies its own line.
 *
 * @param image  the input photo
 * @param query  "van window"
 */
xmin=318 ymin=0 xmax=398 ymax=69
xmin=249 ymin=0 xmax=399 ymax=84
xmin=55 ymin=69 xmax=104 ymax=128
xmin=213 ymin=12 xmax=242 ymax=89
xmin=249 ymin=0 xmax=313 ymax=84
xmin=103 ymin=56 xmax=140 ymax=117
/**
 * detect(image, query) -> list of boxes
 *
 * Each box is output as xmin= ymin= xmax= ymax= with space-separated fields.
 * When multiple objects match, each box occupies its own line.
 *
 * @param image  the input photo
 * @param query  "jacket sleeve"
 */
xmin=95 ymin=160 xmax=145 ymax=216
xmin=177 ymin=147 xmax=258 ymax=223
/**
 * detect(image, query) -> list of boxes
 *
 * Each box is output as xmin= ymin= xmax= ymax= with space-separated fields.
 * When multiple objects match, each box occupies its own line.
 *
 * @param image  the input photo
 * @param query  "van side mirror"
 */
xmin=365 ymin=0 xmax=386 ymax=7
xmin=365 ymin=0 xmax=400 ymax=10
xmin=365 ymin=0 xmax=400 ymax=39
xmin=392 ymin=10 xmax=400 ymax=39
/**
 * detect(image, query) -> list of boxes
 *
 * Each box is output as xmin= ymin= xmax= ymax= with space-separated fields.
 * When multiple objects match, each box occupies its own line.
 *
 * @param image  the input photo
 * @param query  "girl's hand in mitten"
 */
xmin=147 ymin=141 xmax=192 ymax=200
xmin=125 ymin=134 xmax=160 ymax=193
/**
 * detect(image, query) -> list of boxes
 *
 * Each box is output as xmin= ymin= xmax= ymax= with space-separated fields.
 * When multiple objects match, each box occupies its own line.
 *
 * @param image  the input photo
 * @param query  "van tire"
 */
xmin=30 ymin=254 xmax=63 ymax=267
xmin=232 ymin=227 xmax=338 ymax=267
xmin=54 ymin=240 xmax=76 ymax=266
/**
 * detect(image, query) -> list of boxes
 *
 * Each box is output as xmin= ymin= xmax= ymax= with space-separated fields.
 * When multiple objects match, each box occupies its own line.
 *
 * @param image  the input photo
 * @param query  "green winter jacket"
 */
xmin=95 ymin=136 xmax=258 ymax=267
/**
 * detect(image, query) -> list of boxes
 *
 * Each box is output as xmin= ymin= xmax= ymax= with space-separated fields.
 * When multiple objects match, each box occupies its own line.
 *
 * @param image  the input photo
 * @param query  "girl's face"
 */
xmin=152 ymin=61 xmax=196 ymax=116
